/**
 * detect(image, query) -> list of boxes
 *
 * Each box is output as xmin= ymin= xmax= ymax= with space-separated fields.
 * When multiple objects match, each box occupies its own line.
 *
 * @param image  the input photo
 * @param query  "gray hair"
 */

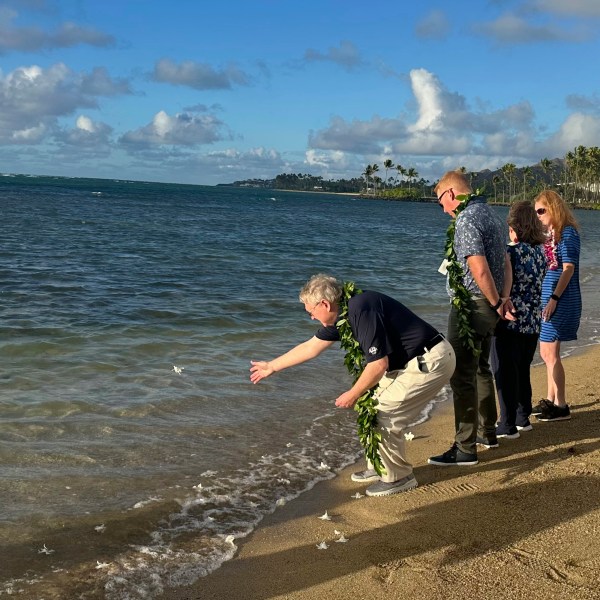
xmin=299 ymin=274 xmax=343 ymax=305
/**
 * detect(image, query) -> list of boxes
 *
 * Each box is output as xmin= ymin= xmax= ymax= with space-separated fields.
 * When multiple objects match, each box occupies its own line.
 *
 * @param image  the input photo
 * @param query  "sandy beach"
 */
xmin=162 ymin=344 xmax=600 ymax=600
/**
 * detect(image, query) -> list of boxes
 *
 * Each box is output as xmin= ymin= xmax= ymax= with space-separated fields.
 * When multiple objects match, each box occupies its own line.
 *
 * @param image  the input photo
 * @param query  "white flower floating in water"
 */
xmin=404 ymin=431 xmax=415 ymax=442
xmin=94 ymin=524 xmax=106 ymax=533
xmin=335 ymin=534 xmax=349 ymax=543
xmin=316 ymin=541 xmax=329 ymax=550
xmin=286 ymin=442 xmax=293 ymax=447
xmin=318 ymin=511 xmax=332 ymax=521
xmin=38 ymin=544 xmax=55 ymax=555
xmin=96 ymin=561 xmax=111 ymax=569
xmin=318 ymin=461 xmax=329 ymax=470
xmin=192 ymin=483 xmax=203 ymax=490
xmin=351 ymin=492 xmax=364 ymax=499
xmin=276 ymin=498 xmax=286 ymax=507
xmin=173 ymin=365 xmax=184 ymax=374
xmin=225 ymin=535 xmax=235 ymax=545
xmin=277 ymin=478 xmax=290 ymax=485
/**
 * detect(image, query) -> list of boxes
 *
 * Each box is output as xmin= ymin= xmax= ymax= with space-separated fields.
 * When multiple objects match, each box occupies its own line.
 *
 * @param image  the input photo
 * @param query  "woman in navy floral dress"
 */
xmin=491 ymin=201 xmax=547 ymax=438
xmin=532 ymin=190 xmax=581 ymax=422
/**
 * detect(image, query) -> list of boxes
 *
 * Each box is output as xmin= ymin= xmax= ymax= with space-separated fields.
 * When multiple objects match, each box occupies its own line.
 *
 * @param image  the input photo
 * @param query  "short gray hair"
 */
xmin=299 ymin=274 xmax=343 ymax=305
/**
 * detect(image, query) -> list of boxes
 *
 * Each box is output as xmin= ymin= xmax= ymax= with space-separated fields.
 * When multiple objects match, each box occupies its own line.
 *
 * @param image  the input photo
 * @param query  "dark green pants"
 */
xmin=448 ymin=298 xmax=499 ymax=454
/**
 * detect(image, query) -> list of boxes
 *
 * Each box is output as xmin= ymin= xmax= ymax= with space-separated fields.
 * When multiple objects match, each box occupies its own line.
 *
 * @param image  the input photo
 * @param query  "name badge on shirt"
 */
xmin=438 ymin=259 xmax=449 ymax=275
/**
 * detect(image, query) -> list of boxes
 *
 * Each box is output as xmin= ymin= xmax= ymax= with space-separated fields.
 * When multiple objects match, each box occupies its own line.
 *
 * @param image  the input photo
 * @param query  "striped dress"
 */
xmin=540 ymin=225 xmax=582 ymax=342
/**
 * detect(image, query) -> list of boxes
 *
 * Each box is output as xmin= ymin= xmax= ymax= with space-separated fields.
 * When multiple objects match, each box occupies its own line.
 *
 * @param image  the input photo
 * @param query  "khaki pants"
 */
xmin=369 ymin=339 xmax=456 ymax=482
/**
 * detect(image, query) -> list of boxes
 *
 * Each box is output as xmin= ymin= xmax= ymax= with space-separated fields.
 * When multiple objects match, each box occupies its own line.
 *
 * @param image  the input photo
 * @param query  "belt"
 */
xmin=419 ymin=332 xmax=445 ymax=355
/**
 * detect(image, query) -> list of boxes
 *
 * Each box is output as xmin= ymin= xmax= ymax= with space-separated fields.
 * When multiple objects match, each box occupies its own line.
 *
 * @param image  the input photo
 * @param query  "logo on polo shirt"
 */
xmin=368 ymin=346 xmax=378 ymax=355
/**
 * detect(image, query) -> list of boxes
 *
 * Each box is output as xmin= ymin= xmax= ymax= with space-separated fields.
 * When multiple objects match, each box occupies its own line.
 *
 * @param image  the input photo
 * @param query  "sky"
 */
xmin=1 ymin=0 xmax=600 ymax=186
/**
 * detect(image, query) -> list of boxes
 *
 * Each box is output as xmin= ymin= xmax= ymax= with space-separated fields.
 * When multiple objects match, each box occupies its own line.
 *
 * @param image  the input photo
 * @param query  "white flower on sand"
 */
xmin=335 ymin=534 xmax=349 ymax=543
xmin=334 ymin=529 xmax=341 ymax=535
xmin=318 ymin=461 xmax=329 ymax=470
xmin=38 ymin=544 xmax=55 ymax=555
xmin=316 ymin=541 xmax=329 ymax=550
xmin=351 ymin=492 xmax=364 ymax=499
xmin=318 ymin=511 xmax=332 ymax=521
xmin=173 ymin=365 xmax=184 ymax=374
xmin=404 ymin=431 xmax=415 ymax=441
xmin=96 ymin=561 xmax=111 ymax=569
xmin=94 ymin=524 xmax=106 ymax=533
xmin=225 ymin=535 xmax=236 ymax=545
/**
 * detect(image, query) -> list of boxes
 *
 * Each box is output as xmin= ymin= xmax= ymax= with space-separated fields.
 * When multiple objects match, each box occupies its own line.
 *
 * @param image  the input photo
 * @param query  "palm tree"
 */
xmin=383 ymin=159 xmax=394 ymax=190
xmin=540 ymin=157 xmax=553 ymax=187
xmin=371 ymin=164 xmax=380 ymax=195
xmin=501 ymin=163 xmax=516 ymax=201
xmin=406 ymin=167 xmax=418 ymax=195
xmin=492 ymin=175 xmax=501 ymax=203
xmin=395 ymin=164 xmax=406 ymax=189
xmin=362 ymin=164 xmax=373 ymax=194
xmin=522 ymin=166 xmax=533 ymax=198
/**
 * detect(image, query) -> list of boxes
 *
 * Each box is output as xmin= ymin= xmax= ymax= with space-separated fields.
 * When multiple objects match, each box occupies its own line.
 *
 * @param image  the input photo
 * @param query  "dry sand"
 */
xmin=162 ymin=344 xmax=600 ymax=600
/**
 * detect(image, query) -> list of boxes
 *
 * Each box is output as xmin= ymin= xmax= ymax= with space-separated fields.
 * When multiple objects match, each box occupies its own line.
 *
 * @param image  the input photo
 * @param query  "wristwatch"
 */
xmin=491 ymin=298 xmax=503 ymax=311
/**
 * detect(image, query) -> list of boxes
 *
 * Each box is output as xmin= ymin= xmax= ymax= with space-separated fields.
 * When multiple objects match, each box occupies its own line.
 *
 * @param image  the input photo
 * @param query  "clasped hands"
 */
xmin=498 ymin=297 xmax=517 ymax=321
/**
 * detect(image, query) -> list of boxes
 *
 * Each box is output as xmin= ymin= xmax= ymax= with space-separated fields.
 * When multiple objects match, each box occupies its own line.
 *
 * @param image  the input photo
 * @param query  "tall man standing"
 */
xmin=251 ymin=274 xmax=456 ymax=496
xmin=428 ymin=170 xmax=511 ymax=466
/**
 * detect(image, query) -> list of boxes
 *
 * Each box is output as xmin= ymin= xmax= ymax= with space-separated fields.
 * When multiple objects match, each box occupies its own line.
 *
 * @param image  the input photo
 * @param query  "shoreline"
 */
xmin=161 ymin=343 xmax=600 ymax=600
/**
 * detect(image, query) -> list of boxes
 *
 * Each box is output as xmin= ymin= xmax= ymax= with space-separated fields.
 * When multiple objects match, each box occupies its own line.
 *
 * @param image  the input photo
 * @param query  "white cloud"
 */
xmin=530 ymin=0 xmax=600 ymax=18
xmin=541 ymin=113 xmax=600 ymax=156
xmin=409 ymin=68 xmax=444 ymax=132
xmin=0 ymin=8 xmax=114 ymax=54
xmin=305 ymin=67 xmax=572 ymax=180
xmin=0 ymin=62 xmax=132 ymax=145
xmin=119 ymin=110 xmax=230 ymax=148
xmin=476 ymin=13 xmax=590 ymax=44
xmin=566 ymin=93 xmax=600 ymax=114
xmin=309 ymin=115 xmax=407 ymax=154
xmin=55 ymin=115 xmax=113 ymax=149
xmin=415 ymin=10 xmax=451 ymax=39
xmin=303 ymin=40 xmax=363 ymax=70
xmin=76 ymin=115 xmax=95 ymax=132
xmin=152 ymin=58 xmax=251 ymax=90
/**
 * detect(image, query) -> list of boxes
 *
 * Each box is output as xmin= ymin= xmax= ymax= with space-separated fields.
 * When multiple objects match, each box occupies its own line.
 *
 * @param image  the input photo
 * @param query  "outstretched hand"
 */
xmin=250 ymin=360 xmax=274 ymax=384
xmin=335 ymin=390 xmax=358 ymax=409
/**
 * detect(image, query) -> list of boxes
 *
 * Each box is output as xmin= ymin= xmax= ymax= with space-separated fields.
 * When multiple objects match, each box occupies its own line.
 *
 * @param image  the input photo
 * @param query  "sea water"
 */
xmin=1 ymin=176 xmax=599 ymax=598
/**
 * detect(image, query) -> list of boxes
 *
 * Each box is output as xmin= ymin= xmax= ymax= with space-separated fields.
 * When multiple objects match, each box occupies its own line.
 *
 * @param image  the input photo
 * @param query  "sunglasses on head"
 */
xmin=536 ymin=208 xmax=547 ymax=215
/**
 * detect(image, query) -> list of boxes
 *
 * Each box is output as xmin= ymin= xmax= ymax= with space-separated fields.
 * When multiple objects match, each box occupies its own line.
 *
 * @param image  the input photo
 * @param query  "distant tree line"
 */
xmin=222 ymin=145 xmax=600 ymax=207
xmin=273 ymin=173 xmax=364 ymax=193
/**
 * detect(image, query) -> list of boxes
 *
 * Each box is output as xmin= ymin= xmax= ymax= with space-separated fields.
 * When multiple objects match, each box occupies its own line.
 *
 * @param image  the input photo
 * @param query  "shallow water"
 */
xmin=1 ymin=176 xmax=599 ymax=598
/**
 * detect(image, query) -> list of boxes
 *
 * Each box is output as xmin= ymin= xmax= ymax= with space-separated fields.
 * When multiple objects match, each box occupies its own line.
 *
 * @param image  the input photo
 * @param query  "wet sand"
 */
xmin=163 ymin=344 xmax=600 ymax=600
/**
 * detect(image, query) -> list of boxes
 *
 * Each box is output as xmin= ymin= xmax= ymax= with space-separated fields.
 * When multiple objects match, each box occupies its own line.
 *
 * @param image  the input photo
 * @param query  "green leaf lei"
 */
xmin=444 ymin=192 xmax=480 ymax=357
xmin=336 ymin=281 xmax=385 ymax=476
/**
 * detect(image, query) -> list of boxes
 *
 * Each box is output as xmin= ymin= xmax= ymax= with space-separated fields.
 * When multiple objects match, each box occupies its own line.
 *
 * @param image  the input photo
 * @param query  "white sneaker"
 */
xmin=365 ymin=474 xmax=418 ymax=497
xmin=350 ymin=468 xmax=379 ymax=482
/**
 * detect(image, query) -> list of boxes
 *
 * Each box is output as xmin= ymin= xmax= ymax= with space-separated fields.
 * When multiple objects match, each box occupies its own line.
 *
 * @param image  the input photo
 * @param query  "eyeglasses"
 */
xmin=307 ymin=300 xmax=322 ymax=317
xmin=437 ymin=188 xmax=452 ymax=207
xmin=536 ymin=208 xmax=547 ymax=215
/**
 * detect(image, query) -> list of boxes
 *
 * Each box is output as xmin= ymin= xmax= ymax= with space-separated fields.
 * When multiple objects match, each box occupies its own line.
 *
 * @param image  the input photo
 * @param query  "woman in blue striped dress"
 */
xmin=533 ymin=190 xmax=581 ymax=422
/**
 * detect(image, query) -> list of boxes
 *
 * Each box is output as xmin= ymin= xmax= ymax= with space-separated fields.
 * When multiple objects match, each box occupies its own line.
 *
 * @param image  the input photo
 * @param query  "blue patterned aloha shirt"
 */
xmin=448 ymin=196 xmax=507 ymax=299
xmin=505 ymin=242 xmax=547 ymax=334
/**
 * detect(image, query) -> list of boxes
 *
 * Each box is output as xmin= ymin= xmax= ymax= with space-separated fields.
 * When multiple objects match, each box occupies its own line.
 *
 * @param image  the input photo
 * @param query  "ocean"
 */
xmin=1 ymin=175 xmax=599 ymax=599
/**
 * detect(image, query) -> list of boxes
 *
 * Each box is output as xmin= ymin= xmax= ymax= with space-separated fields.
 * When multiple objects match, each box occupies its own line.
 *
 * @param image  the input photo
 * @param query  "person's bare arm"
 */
xmin=250 ymin=336 xmax=334 ymax=384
